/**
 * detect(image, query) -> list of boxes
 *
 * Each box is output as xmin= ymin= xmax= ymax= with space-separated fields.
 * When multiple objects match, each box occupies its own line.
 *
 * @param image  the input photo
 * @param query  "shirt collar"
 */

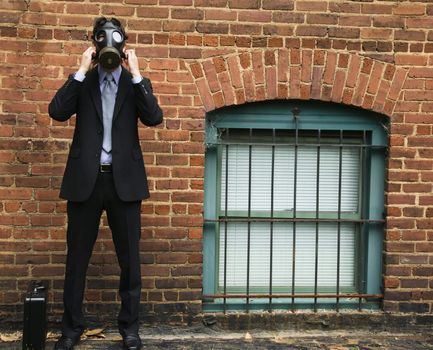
xmin=98 ymin=65 xmax=122 ymax=86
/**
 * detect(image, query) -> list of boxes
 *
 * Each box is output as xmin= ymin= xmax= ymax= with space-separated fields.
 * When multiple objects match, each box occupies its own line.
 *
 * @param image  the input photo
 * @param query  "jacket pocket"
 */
xmin=132 ymin=147 xmax=143 ymax=161
xmin=69 ymin=147 xmax=80 ymax=158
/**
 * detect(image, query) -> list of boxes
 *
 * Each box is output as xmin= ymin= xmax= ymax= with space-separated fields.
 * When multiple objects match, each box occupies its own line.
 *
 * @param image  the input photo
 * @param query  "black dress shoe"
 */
xmin=54 ymin=335 xmax=79 ymax=350
xmin=122 ymin=333 xmax=142 ymax=350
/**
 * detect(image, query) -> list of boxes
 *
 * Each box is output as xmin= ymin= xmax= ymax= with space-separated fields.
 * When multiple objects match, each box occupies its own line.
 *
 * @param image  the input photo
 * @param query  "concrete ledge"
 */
xmin=209 ymin=311 xmax=433 ymax=331
xmin=3 ymin=307 xmax=433 ymax=333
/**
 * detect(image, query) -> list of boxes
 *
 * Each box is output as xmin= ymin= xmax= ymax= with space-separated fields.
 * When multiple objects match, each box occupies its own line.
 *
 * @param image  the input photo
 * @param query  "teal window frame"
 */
xmin=203 ymin=100 xmax=388 ymax=312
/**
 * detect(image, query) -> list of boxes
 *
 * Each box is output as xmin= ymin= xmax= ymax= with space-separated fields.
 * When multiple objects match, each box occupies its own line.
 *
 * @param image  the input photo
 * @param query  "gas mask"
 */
xmin=92 ymin=20 xmax=126 ymax=70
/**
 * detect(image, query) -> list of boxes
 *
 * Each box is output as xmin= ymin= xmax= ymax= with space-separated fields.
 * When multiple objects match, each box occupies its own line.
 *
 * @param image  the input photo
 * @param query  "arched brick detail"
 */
xmin=188 ymin=49 xmax=408 ymax=117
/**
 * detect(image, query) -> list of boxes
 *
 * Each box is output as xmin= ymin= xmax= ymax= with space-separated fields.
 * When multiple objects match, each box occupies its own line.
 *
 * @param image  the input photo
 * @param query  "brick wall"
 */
xmin=1 ymin=0 xmax=433 ymax=322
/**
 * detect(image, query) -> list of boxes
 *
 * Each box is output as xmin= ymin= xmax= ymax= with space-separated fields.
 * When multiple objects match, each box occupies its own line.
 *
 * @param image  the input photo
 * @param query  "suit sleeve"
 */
xmin=48 ymin=74 xmax=83 ymax=122
xmin=133 ymin=78 xmax=163 ymax=127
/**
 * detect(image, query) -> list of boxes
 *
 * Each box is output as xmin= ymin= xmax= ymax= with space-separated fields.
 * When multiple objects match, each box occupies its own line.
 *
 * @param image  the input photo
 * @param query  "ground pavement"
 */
xmin=3 ymin=323 xmax=433 ymax=349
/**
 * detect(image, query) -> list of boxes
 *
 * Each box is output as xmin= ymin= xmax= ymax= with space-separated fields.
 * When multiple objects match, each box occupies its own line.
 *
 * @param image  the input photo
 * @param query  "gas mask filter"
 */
xmin=92 ymin=20 xmax=126 ymax=70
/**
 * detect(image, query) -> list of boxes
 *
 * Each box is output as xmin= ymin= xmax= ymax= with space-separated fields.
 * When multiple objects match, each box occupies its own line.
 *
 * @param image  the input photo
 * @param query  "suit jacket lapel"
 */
xmin=113 ymin=67 xmax=131 ymax=123
xmin=88 ymin=68 xmax=103 ymax=123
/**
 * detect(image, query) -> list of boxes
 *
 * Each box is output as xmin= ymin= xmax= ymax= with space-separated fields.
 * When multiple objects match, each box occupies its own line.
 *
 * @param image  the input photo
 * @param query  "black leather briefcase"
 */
xmin=22 ymin=280 xmax=48 ymax=350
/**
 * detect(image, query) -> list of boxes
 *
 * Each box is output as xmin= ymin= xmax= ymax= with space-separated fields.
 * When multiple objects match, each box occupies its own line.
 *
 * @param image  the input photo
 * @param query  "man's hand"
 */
xmin=78 ymin=47 xmax=96 ymax=76
xmin=124 ymin=49 xmax=141 ymax=79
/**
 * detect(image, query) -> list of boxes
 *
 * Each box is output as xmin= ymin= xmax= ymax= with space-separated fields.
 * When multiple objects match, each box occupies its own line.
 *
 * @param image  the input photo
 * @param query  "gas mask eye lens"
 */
xmin=95 ymin=31 xmax=106 ymax=42
xmin=112 ymin=31 xmax=123 ymax=43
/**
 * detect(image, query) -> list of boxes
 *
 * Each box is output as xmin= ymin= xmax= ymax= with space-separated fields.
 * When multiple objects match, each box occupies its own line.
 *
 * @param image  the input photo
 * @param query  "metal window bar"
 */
xmin=314 ymin=130 xmax=321 ymax=312
xmin=268 ymin=129 xmax=276 ymax=312
xmin=336 ymin=130 xmax=343 ymax=312
xmin=291 ymin=110 xmax=299 ymax=309
xmin=246 ymin=129 xmax=253 ymax=312
xmin=216 ymin=141 xmax=384 ymax=149
xmin=223 ymin=143 xmax=229 ymax=314
xmin=359 ymin=130 xmax=368 ymax=311
xmin=209 ymin=119 xmax=386 ymax=312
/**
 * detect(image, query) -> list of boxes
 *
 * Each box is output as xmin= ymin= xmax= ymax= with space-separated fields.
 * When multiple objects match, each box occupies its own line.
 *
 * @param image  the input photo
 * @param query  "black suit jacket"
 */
xmin=48 ymin=66 xmax=163 ymax=202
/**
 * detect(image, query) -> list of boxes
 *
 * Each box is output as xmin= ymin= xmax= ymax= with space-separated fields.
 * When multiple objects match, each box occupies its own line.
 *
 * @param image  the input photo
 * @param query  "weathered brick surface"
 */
xmin=0 ymin=0 xmax=433 ymax=321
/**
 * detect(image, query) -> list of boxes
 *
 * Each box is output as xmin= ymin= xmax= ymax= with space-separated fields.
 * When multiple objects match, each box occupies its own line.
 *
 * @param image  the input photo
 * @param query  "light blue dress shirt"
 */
xmin=74 ymin=66 xmax=142 ymax=164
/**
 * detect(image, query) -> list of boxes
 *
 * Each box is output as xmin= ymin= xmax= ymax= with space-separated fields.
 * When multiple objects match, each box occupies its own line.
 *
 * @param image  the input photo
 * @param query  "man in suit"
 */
xmin=48 ymin=17 xmax=163 ymax=350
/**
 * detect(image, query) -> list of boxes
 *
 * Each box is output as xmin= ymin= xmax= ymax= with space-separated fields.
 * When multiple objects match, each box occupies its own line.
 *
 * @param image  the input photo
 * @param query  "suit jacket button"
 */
xmin=97 ymin=130 xmax=102 ymax=135
xmin=95 ymin=153 xmax=99 ymax=158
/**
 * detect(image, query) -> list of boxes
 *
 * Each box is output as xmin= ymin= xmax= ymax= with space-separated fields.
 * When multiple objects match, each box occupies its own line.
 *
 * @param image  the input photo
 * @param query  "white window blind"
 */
xmin=218 ymin=222 xmax=356 ymax=289
xmin=221 ymin=144 xmax=360 ymax=213
xmin=218 ymin=142 xmax=360 ymax=291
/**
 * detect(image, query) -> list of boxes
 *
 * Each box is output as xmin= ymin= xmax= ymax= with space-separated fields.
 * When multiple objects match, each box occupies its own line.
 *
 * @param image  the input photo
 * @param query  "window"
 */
xmin=203 ymin=101 xmax=388 ymax=312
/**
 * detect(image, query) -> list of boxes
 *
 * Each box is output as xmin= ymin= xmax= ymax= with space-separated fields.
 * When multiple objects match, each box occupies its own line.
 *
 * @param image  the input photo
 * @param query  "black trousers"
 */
xmin=61 ymin=171 xmax=142 ymax=338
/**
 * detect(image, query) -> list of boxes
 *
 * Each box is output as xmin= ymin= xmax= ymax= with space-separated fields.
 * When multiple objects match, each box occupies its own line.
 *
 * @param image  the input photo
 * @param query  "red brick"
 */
xmin=366 ymin=62 xmax=384 ymax=95
xmin=235 ymin=36 xmax=251 ymax=48
xmin=401 ymin=279 xmax=428 ymax=289
xmin=384 ymin=277 xmax=400 ymax=289
xmin=373 ymin=80 xmax=391 ymax=110
xmin=273 ymin=12 xmax=304 ymax=24
xmin=243 ymin=69 xmax=255 ymax=102
xmin=328 ymin=2 xmax=359 ymax=13
xmin=160 ymin=0 xmax=191 ymax=4
xmin=323 ymin=52 xmax=337 ymax=85
xmin=219 ymin=71 xmax=236 ymax=106
xmin=238 ymin=10 xmax=272 ymax=22
xmin=289 ymin=66 xmax=301 ymax=99
xmin=313 ymin=50 xmax=325 ymax=65
xmin=307 ymin=14 xmax=338 ymax=25
xmin=162 ymin=20 xmax=194 ymax=32
xmin=263 ymin=50 xmax=274 ymax=66
xmin=265 ymin=66 xmax=277 ymax=100
xmin=202 ymin=60 xmax=220 ymax=93
xmin=408 ymin=67 xmax=433 ymax=78
xmin=195 ymin=0 xmax=225 ymax=5
xmin=361 ymin=28 xmax=392 ymax=40
xmin=362 ymin=4 xmax=392 ymax=14
xmin=352 ymin=74 xmax=369 ymax=106
xmin=229 ymin=0 xmax=259 ymax=9
xmin=296 ymin=26 xmax=328 ymax=37
xmin=386 ymin=266 xmax=411 ymax=277
xmin=172 ymin=8 xmax=203 ymax=20
xmin=394 ymin=4 xmax=425 ymax=16
xmin=339 ymin=15 xmax=371 ymax=27
xmin=256 ymin=85 xmax=266 ymax=101
xmin=231 ymin=23 xmax=261 ymax=36
xmin=253 ymin=51 xmax=265 ymax=84
xmin=268 ymin=37 xmax=283 ymax=48
xmin=290 ymin=49 xmax=301 ymax=65
xmin=205 ymin=9 xmax=237 ymax=21
xmin=263 ymin=0 xmax=293 ymax=10
xmin=329 ymin=69 xmax=345 ymax=103
xmin=321 ymin=85 xmax=332 ymax=102
xmin=235 ymin=89 xmax=246 ymax=104
xmin=311 ymin=66 xmax=323 ymax=100
xmin=395 ymin=54 xmax=428 ymax=66
xmin=237 ymin=52 xmax=250 ymax=70
xmin=395 ymin=30 xmax=426 ymax=42
xmin=406 ymin=18 xmax=433 ymax=29
xmin=301 ymin=50 xmax=312 ymax=83
xmin=296 ymin=1 xmax=327 ymax=11
xmin=66 ymin=3 xmax=98 ymax=14
xmin=169 ymin=47 xmax=202 ymax=59
xmin=388 ymin=69 xmax=408 ymax=101
xmin=373 ymin=16 xmax=405 ymax=29
xmin=344 ymin=55 xmax=361 ymax=88
xmin=414 ymin=267 xmax=433 ymax=276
